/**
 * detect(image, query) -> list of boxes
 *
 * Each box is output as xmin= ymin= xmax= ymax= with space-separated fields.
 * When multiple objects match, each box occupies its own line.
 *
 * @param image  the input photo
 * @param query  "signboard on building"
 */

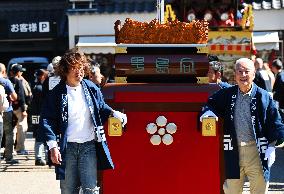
xmin=10 ymin=22 xmax=50 ymax=33
xmin=8 ymin=20 xmax=55 ymax=38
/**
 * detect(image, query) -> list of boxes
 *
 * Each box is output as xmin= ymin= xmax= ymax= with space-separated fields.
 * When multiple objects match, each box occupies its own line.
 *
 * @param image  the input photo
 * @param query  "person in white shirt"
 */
xmin=39 ymin=48 xmax=127 ymax=194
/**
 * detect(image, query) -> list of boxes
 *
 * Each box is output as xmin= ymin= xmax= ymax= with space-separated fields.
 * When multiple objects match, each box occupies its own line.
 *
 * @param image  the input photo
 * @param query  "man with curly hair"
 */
xmin=39 ymin=48 xmax=127 ymax=194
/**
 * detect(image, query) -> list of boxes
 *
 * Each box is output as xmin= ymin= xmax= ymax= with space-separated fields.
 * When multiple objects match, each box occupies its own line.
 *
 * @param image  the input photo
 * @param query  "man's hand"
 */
xmin=113 ymin=111 xmax=127 ymax=127
xmin=265 ymin=147 xmax=276 ymax=168
xmin=200 ymin=110 xmax=218 ymax=122
xmin=50 ymin=147 xmax=62 ymax=165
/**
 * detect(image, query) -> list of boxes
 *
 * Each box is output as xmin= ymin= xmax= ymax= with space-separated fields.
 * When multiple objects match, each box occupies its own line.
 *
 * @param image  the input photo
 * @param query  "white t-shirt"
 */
xmin=66 ymin=84 xmax=95 ymax=143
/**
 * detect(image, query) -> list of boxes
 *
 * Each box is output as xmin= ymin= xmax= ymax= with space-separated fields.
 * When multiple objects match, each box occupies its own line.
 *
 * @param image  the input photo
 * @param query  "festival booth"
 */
xmin=99 ymin=18 xmax=224 ymax=194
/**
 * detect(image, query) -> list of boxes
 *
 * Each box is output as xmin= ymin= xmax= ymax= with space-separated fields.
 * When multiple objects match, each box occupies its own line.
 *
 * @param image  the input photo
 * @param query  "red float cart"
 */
xmin=100 ymin=44 xmax=224 ymax=194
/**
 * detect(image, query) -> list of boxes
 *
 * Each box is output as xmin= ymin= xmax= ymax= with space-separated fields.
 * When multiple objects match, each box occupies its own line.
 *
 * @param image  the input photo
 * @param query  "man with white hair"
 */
xmin=42 ymin=56 xmax=61 ymax=98
xmin=254 ymin=58 xmax=272 ymax=95
xmin=201 ymin=58 xmax=284 ymax=193
xmin=47 ymin=56 xmax=61 ymax=75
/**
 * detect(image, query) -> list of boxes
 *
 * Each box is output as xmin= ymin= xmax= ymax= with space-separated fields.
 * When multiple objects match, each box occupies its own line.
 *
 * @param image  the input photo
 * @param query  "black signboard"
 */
xmin=115 ymin=54 xmax=208 ymax=77
xmin=8 ymin=19 xmax=56 ymax=39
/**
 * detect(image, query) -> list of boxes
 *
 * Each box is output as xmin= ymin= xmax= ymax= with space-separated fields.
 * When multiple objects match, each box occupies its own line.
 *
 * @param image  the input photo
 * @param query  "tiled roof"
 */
xmin=67 ymin=0 xmax=156 ymax=14
xmin=245 ymin=0 xmax=284 ymax=10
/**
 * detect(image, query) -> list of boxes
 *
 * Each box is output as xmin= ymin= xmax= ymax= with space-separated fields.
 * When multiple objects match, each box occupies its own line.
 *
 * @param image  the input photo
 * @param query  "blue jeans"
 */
xmin=60 ymin=140 xmax=99 ymax=194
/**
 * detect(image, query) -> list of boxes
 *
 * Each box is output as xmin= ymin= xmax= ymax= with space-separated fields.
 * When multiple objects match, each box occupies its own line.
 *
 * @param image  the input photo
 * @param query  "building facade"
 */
xmin=0 ymin=0 xmax=68 ymax=64
xmin=67 ymin=0 xmax=157 ymax=80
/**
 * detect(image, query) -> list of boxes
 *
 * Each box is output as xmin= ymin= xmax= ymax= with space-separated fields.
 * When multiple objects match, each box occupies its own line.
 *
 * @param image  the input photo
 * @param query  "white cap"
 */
xmin=52 ymin=56 xmax=61 ymax=66
xmin=47 ymin=63 xmax=54 ymax=73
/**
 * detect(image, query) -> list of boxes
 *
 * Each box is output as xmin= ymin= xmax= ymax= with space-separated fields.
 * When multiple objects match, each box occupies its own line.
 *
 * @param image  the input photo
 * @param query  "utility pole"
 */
xmin=157 ymin=0 xmax=165 ymax=24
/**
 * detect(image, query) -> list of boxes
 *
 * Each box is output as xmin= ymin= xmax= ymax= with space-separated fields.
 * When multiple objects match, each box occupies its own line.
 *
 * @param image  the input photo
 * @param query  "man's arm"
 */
xmin=201 ymin=88 xmax=226 ymax=118
xmin=265 ymin=96 xmax=284 ymax=142
xmin=9 ymin=92 xmax=17 ymax=101
xmin=38 ymin=88 xmax=59 ymax=143
xmin=5 ymin=78 xmax=17 ymax=101
xmin=94 ymin=84 xmax=127 ymax=127
xmin=39 ymin=88 xmax=61 ymax=165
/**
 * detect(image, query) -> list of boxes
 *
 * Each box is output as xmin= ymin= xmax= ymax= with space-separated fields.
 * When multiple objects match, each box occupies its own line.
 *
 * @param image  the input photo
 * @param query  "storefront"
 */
xmin=253 ymin=6 xmax=284 ymax=62
xmin=252 ymin=31 xmax=282 ymax=64
xmin=0 ymin=1 xmax=68 ymax=63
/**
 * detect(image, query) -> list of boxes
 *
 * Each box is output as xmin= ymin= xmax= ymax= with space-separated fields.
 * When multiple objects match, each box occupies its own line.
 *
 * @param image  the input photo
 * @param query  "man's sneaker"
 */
xmin=5 ymin=159 xmax=19 ymax=164
xmin=16 ymin=150 xmax=29 ymax=155
xmin=35 ymin=159 xmax=46 ymax=166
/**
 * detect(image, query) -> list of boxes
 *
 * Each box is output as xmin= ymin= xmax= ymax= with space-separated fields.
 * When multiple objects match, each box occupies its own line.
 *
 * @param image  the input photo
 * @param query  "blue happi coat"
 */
xmin=39 ymin=79 xmax=113 ymax=180
xmin=202 ymin=83 xmax=284 ymax=181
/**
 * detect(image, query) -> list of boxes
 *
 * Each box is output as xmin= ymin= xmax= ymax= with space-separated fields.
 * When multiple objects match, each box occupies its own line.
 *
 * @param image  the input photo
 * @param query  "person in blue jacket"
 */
xmin=31 ymin=69 xmax=48 ymax=166
xmin=207 ymin=59 xmax=231 ymax=89
xmin=39 ymin=48 xmax=127 ymax=194
xmin=201 ymin=58 xmax=284 ymax=194
xmin=271 ymin=59 xmax=284 ymax=120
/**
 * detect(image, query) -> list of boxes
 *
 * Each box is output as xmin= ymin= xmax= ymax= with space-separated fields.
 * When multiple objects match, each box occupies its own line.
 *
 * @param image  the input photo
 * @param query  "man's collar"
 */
xmin=238 ymin=84 xmax=254 ymax=97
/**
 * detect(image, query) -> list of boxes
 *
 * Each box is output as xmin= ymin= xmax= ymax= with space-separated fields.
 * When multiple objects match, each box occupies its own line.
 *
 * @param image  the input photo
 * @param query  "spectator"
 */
xmin=253 ymin=58 xmax=272 ymax=95
xmin=0 ymin=65 xmax=9 ymax=164
xmin=0 ymin=63 xmax=18 ymax=164
xmin=42 ymin=56 xmax=61 ymax=99
xmin=31 ymin=69 xmax=48 ymax=166
xmin=39 ymin=48 xmax=127 ymax=193
xmin=89 ymin=62 xmax=103 ymax=86
xmin=263 ymin=62 xmax=275 ymax=90
xmin=271 ymin=59 xmax=284 ymax=120
xmin=207 ymin=60 xmax=231 ymax=89
xmin=10 ymin=64 xmax=28 ymax=155
xmin=201 ymin=58 xmax=284 ymax=193
xmin=46 ymin=56 xmax=61 ymax=76
xmin=208 ymin=54 xmax=219 ymax=62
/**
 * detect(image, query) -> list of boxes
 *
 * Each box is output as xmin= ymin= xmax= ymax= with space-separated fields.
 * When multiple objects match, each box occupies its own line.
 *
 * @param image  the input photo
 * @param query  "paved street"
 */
xmin=268 ymin=147 xmax=284 ymax=193
xmin=0 ymin=132 xmax=60 ymax=194
xmin=243 ymin=147 xmax=284 ymax=194
xmin=1 ymin=132 xmax=284 ymax=194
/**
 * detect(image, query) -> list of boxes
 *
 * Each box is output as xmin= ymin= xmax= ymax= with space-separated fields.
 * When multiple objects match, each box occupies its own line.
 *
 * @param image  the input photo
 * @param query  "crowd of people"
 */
xmin=0 ymin=63 xmax=29 ymax=164
xmin=1 ymin=48 xmax=284 ymax=193
xmin=1 ymin=48 xmax=128 ymax=193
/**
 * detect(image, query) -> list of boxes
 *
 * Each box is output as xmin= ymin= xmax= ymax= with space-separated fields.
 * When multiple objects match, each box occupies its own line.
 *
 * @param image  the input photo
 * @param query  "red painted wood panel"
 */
xmin=102 ymin=86 xmax=221 ymax=194
xmin=103 ymin=112 xmax=220 ymax=194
